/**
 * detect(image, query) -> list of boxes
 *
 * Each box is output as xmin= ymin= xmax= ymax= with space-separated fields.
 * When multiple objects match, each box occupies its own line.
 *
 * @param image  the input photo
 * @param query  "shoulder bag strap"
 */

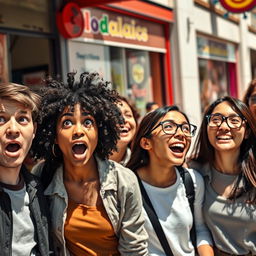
xmin=135 ymin=173 xmax=174 ymax=256
xmin=177 ymin=165 xmax=197 ymax=249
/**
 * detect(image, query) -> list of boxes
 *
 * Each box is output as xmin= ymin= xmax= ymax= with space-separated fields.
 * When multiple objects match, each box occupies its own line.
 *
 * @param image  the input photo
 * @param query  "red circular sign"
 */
xmin=57 ymin=2 xmax=84 ymax=39
xmin=219 ymin=0 xmax=256 ymax=13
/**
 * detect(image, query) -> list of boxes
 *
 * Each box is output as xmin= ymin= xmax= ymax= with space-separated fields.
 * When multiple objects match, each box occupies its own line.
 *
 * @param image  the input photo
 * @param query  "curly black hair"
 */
xmin=31 ymin=72 xmax=123 ymax=168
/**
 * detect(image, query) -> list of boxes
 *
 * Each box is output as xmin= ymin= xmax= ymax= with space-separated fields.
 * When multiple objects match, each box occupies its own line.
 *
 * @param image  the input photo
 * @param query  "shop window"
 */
xmin=68 ymin=41 xmax=111 ymax=81
xmin=10 ymin=35 xmax=52 ymax=91
xmin=199 ymin=59 xmax=229 ymax=113
xmin=0 ymin=0 xmax=51 ymax=33
xmin=110 ymin=47 xmax=126 ymax=96
xmin=126 ymin=49 xmax=152 ymax=116
xmin=68 ymin=42 xmax=163 ymax=116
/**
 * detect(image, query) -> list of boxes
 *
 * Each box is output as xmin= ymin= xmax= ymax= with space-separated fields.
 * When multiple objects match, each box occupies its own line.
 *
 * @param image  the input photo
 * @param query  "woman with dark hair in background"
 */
xmin=31 ymin=72 xmax=148 ymax=256
xmin=190 ymin=96 xmax=256 ymax=256
xmin=127 ymin=106 xmax=213 ymax=256
xmin=109 ymin=95 xmax=139 ymax=166
xmin=243 ymin=79 xmax=256 ymax=121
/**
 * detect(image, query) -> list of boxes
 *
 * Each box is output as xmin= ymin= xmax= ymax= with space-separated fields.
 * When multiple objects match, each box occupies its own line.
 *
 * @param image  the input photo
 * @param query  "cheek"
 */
xmin=56 ymin=130 xmax=69 ymax=147
xmin=24 ymin=126 xmax=36 ymax=142
xmin=89 ymin=129 xmax=98 ymax=146
xmin=207 ymin=129 xmax=215 ymax=145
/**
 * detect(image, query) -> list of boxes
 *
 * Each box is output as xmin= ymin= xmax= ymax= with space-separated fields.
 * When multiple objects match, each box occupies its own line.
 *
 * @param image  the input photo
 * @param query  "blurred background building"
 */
xmin=0 ymin=0 xmax=256 ymax=125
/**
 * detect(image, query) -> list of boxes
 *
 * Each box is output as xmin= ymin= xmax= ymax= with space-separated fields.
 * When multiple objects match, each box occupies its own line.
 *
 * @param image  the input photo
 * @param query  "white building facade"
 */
xmin=171 ymin=0 xmax=256 ymax=126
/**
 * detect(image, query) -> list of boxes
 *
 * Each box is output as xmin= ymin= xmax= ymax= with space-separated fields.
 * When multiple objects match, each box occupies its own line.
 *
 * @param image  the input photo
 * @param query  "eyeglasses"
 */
xmin=206 ymin=114 xmax=245 ymax=129
xmin=249 ymin=95 xmax=256 ymax=105
xmin=148 ymin=120 xmax=197 ymax=137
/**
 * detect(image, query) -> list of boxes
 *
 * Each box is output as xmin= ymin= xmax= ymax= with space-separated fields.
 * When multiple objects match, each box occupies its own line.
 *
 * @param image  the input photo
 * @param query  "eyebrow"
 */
xmin=163 ymin=119 xmax=189 ymax=124
xmin=59 ymin=111 xmax=91 ymax=118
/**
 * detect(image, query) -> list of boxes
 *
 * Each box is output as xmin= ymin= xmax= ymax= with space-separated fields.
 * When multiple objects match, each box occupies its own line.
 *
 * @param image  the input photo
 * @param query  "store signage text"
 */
xmin=197 ymin=36 xmax=236 ymax=62
xmin=83 ymin=10 xmax=148 ymax=42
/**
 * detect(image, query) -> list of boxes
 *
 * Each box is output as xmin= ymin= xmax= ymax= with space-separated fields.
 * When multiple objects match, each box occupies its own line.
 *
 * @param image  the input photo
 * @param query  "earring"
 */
xmin=52 ymin=144 xmax=58 ymax=158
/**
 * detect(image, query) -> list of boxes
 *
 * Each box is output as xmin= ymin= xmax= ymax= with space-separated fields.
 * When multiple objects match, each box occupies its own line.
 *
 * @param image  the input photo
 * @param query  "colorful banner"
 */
xmin=219 ymin=0 xmax=256 ymax=13
xmin=80 ymin=8 xmax=166 ymax=50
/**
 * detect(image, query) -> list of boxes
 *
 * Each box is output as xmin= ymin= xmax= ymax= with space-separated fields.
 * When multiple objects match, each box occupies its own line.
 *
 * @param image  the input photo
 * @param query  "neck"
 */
xmin=0 ymin=165 xmax=21 ymax=185
xmin=63 ymin=156 xmax=98 ymax=182
xmin=110 ymin=145 xmax=127 ymax=163
xmin=214 ymin=150 xmax=240 ymax=174
xmin=137 ymin=159 xmax=177 ymax=188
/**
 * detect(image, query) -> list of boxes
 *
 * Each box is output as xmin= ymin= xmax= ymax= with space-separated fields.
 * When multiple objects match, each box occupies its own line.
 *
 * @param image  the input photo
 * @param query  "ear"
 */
xmin=140 ymin=137 xmax=152 ymax=151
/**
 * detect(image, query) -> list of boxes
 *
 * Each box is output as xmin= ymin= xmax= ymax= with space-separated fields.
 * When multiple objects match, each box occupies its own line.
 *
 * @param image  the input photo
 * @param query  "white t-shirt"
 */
xmin=4 ymin=185 xmax=37 ymax=256
xmin=142 ymin=167 xmax=212 ymax=256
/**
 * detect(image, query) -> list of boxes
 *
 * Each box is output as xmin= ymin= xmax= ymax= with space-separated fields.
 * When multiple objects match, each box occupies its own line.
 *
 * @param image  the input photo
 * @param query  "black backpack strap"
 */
xmin=135 ymin=173 xmax=174 ymax=256
xmin=177 ymin=165 xmax=197 ymax=250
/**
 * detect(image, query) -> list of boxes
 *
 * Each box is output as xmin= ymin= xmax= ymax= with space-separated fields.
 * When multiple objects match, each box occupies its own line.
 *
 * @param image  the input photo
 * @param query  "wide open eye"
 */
xmin=18 ymin=116 xmax=30 ymax=124
xmin=83 ymin=118 xmax=94 ymax=128
xmin=0 ymin=116 xmax=6 ymax=125
xmin=63 ymin=119 xmax=73 ymax=128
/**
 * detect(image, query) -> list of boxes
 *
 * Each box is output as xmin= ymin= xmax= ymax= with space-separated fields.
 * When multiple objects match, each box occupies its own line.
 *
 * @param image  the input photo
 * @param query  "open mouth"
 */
xmin=72 ymin=143 xmax=87 ymax=155
xmin=120 ymin=127 xmax=129 ymax=134
xmin=216 ymin=136 xmax=232 ymax=141
xmin=6 ymin=143 xmax=21 ymax=153
xmin=169 ymin=143 xmax=185 ymax=153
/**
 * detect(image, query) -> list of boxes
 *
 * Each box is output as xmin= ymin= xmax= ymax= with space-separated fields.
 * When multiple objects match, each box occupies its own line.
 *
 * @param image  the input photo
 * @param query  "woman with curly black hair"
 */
xmin=31 ymin=72 xmax=148 ymax=256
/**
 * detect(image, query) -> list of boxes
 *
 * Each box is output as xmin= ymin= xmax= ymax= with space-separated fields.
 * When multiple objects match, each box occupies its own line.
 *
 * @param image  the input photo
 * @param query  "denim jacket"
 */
xmin=33 ymin=157 xmax=148 ymax=256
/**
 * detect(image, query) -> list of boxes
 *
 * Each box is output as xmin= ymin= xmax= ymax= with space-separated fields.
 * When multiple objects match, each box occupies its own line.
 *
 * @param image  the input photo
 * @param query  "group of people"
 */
xmin=0 ymin=72 xmax=255 ymax=256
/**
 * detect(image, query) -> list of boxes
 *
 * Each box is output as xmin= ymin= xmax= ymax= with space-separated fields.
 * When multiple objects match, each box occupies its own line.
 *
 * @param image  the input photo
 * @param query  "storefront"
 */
xmin=197 ymin=34 xmax=237 ymax=113
xmin=0 ymin=0 xmax=60 ymax=90
xmin=250 ymin=49 xmax=256 ymax=79
xmin=59 ymin=1 xmax=174 ymax=116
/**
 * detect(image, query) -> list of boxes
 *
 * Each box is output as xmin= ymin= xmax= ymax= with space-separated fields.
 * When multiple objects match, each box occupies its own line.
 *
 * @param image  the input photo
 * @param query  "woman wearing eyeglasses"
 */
xmin=190 ymin=96 xmax=256 ymax=256
xmin=127 ymin=106 xmax=214 ymax=256
xmin=243 ymin=79 xmax=256 ymax=121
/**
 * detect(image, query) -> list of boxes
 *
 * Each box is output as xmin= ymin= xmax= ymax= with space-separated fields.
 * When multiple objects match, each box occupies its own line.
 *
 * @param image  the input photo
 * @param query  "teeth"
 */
xmin=170 ymin=143 xmax=184 ymax=148
xmin=217 ymin=137 xmax=232 ymax=140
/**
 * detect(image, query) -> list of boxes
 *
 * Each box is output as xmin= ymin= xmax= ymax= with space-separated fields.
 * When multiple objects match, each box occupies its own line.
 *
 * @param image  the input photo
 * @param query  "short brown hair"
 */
xmin=0 ymin=83 xmax=40 ymax=120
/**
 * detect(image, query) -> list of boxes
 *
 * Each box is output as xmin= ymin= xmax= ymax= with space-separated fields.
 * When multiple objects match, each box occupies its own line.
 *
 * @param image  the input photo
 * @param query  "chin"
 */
xmin=171 ymin=158 xmax=185 ymax=166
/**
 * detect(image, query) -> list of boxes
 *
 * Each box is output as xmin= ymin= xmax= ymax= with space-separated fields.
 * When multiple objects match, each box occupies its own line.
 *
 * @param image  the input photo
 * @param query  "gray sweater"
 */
xmin=191 ymin=162 xmax=256 ymax=255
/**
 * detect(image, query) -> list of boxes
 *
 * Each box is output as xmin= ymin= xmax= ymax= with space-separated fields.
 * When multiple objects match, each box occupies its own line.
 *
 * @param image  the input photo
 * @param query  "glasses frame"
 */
xmin=148 ymin=120 xmax=197 ymax=137
xmin=206 ymin=114 xmax=245 ymax=129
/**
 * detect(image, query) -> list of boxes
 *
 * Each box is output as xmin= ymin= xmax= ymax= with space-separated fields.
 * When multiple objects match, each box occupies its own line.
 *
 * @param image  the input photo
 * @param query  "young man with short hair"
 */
xmin=0 ymin=83 xmax=51 ymax=256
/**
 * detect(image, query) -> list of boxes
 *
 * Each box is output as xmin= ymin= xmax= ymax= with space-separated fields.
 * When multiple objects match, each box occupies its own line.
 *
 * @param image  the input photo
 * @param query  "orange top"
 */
xmin=64 ymin=199 xmax=119 ymax=256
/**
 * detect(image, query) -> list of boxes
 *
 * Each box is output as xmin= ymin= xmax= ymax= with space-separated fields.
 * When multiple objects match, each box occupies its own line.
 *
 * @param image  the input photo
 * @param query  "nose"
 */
xmin=6 ymin=118 xmax=19 ymax=137
xmin=174 ymin=126 xmax=185 ymax=138
xmin=219 ymin=119 xmax=230 ymax=130
xmin=72 ymin=122 xmax=84 ymax=138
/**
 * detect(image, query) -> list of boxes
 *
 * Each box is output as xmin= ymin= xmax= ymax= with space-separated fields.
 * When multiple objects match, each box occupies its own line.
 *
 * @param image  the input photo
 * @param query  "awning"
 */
xmin=71 ymin=0 xmax=174 ymax=23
